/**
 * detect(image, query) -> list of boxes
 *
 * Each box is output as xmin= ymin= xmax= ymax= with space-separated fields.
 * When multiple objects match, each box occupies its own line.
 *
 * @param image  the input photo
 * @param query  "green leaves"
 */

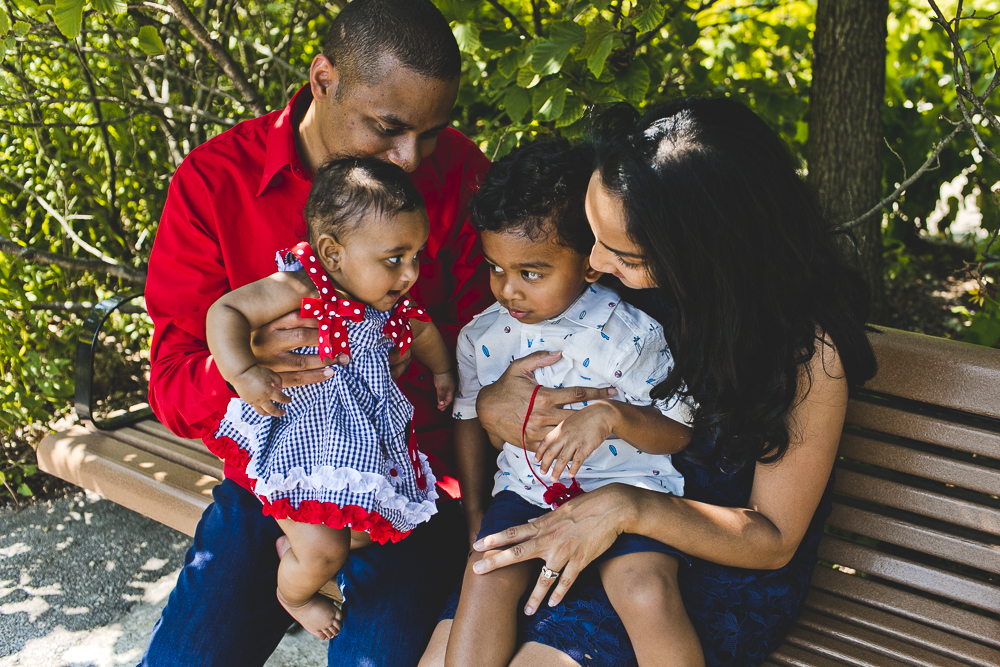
xmin=53 ymin=0 xmax=84 ymax=38
xmin=0 ymin=10 xmax=9 ymax=36
xmin=453 ymin=22 xmax=480 ymax=54
xmin=577 ymin=16 xmax=620 ymax=78
xmin=138 ymin=25 xmax=164 ymax=55
xmin=616 ymin=58 xmax=650 ymax=104
xmin=529 ymin=22 xmax=584 ymax=75
xmin=633 ymin=1 xmax=665 ymax=35
xmin=91 ymin=0 xmax=125 ymax=14
xmin=503 ymin=85 xmax=530 ymax=122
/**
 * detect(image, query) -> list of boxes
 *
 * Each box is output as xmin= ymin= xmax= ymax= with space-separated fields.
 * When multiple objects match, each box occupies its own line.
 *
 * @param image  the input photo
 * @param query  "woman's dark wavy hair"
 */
xmin=591 ymin=98 xmax=877 ymax=470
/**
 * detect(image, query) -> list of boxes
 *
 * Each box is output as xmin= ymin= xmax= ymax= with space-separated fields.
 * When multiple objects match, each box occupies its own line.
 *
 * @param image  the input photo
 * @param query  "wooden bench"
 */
xmin=38 ymin=325 xmax=1000 ymax=665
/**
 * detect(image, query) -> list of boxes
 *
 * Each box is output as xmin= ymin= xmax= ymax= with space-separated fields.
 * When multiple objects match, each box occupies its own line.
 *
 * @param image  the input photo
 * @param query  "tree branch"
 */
xmin=485 ymin=0 xmax=530 ymax=40
xmin=929 ymin=0 xmax=1000 ymax=164
xmin=25 ymin=302 xmax=147 ymax=314
xmin=0 ymin=173 xmax=124 ymax=266
xmin=75 ymin=34 xmax=121 ymax=229
xmin=836 ymin=124 xmax=964 ymax=232
xmin=0 ymin=237 xmax=146 ymax=283
xmin=164 ymin=0 xmax=266 ymax=115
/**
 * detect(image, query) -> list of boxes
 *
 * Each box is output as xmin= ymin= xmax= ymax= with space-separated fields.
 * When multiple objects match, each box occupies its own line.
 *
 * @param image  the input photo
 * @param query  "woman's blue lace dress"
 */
xmin=444 ymin=289 xmax=833 ymax=667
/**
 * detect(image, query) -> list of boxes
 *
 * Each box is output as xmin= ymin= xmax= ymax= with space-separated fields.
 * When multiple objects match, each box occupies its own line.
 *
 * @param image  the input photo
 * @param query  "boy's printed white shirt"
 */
xmin=454 ymin=282 xmax=696 ymax=508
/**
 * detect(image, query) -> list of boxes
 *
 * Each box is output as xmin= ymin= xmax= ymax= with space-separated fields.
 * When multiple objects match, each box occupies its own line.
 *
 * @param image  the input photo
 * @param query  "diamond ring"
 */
xmin=540 ymin=565 xmax=560 ymax=580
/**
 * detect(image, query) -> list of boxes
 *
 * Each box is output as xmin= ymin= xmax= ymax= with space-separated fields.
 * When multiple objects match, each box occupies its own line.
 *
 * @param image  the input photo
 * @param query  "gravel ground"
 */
xmin=0 ymin=490 xmax=326 ymax=666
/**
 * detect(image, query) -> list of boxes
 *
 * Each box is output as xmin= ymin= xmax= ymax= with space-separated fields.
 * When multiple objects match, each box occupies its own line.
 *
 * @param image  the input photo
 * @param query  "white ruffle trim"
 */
xmin=222 ymin=399 xmax=439 ymax=527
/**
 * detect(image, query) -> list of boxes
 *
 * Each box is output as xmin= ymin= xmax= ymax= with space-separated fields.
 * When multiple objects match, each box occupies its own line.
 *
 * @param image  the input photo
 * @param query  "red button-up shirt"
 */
xmin=146 ymin=86 xmax=492 ymax=497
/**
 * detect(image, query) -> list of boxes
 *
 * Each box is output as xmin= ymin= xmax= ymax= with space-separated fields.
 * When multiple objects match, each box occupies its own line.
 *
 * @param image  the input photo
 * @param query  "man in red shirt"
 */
xmin=141 ymin=1 xmax=491 ymax=665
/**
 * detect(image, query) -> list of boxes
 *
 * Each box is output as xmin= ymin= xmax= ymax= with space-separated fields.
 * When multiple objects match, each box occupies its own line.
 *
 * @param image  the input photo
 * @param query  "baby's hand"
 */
xmin=533 ymin=402 xmax=615 ymax=481
xmin=433 ymin=370 xmax=456 ymax=411
xmin=231 ymin=366 xmax=292 ymax=417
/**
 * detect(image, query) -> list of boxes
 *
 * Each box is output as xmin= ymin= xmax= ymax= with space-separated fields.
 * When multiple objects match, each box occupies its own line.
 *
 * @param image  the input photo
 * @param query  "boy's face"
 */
xmin=481 ymin=226 xmax=602 ymax=325
xmin=315 ymin=208 xmax=430 ymax=311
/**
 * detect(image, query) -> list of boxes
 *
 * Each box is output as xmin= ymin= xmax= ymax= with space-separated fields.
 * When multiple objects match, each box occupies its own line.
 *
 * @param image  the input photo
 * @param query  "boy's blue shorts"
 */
xmin=477 ymin=489 xmax=690 ymax=565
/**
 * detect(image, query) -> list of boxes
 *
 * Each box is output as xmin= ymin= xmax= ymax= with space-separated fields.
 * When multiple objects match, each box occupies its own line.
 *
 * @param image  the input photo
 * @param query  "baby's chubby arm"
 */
xmin=408 ymin=319 xmax=456 ymax=411
xmin=207 ymin=271 xmax=322 ymax=417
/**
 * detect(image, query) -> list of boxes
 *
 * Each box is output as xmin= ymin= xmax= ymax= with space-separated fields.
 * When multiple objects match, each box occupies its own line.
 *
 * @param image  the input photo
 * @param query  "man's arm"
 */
xmin=147 ymin=159 xmax=332 ymax=439
xmin=147 ymin=159 xmax=238 ymax=438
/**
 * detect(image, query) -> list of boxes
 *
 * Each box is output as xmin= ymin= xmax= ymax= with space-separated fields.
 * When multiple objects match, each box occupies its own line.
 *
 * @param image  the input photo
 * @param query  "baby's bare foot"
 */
xmin=277 ymin=588 xmax=343 ymax=640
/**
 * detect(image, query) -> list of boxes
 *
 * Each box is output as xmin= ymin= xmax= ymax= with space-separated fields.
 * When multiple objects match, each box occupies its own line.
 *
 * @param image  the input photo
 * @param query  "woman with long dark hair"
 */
xmin=425 ymin=97 xmax=877 ymax=666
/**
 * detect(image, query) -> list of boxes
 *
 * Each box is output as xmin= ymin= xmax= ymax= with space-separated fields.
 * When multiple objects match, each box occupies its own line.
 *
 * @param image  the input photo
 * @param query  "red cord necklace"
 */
xmin=522 ymin=385 xmax=585 ymax=508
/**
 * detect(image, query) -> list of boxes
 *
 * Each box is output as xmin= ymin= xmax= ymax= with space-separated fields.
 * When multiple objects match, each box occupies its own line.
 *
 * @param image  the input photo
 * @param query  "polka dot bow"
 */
xmin=384 ymin=297 xmax=431 ymax=356
xmin=289 ymin=242 xmax=367 ymax=361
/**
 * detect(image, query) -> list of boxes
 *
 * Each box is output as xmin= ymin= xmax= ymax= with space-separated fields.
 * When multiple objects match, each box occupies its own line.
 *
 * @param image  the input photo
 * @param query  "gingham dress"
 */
xmin=205 ymin=244 xmax=438 ymax=544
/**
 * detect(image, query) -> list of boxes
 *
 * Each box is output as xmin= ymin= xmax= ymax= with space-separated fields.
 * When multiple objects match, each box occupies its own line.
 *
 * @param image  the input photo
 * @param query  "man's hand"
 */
xmin=250 ymin=311 xmax=348 ymax=387
xmin=475 ymin=351 xmax=617 ymax=448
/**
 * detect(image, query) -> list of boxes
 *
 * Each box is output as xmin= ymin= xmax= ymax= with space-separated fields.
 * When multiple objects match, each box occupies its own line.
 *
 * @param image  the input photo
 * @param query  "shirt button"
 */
xmin=418 ymin=374 xmax=426 ymax=382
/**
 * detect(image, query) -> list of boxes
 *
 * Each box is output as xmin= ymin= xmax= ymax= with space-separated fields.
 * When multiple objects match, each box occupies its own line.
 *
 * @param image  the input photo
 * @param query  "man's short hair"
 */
xmin=324 ymin=0 xmax=461 ymax=92
xmin=471 ymin=139 xmax=596 ymax=256
xmin=305 ymin=157 xmax=425 ymax=246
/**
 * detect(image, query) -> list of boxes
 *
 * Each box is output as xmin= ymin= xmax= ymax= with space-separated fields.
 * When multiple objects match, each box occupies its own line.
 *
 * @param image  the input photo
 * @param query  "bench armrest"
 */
xmin=75 ymin=293 xmax=154 ymax=431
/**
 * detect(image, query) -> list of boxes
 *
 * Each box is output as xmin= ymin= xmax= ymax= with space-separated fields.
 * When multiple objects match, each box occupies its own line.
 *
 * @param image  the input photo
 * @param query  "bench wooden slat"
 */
xmin=832 ymin=468 xmax=1000 ymax=536
xmin=809 ymin=567 xmax=1000 ymax=651
xmin=765 ymin=643 xmax=858 ymax=667
xmin=97 ymin=424 xmax=223 ymax=479
xmin=845 ymin=400 xmax=1000 ymax=459
xmin=37 ymin=425 xmax=219 ymax=537
xmin=838 ymin=433 xmax=1000 ymax=496
xmin=826 ymin=503 xmax=1000 ymax=574
xmin=794 ymin=609 xmax=974 ymax=667
xmin=782 ymin=626 xmax=913 ymax=667
xmin=865 ymin=329 xmax=1000 ymax=419
xmin=803 ymin=588 xmax=1000 ymax=665
xmin=132 ymin=419 xmax=216 ymax=455
xmin=817 ymin=538 xmax=1000 ymax=614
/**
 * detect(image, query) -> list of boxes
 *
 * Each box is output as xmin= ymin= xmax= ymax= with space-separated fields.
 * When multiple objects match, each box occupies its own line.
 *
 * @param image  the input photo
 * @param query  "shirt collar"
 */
xmin=257 ymin=85 xmax=313 ymax=196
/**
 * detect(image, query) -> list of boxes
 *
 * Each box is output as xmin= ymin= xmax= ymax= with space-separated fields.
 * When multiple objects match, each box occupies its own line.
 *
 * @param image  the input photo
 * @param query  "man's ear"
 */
xmin=310 ymin=54 xmax=339 ymax=102
xmin=315 ymin=233 xmax=342 ymax=273
xmin=583 ymin=257 xmax=604 ymax=283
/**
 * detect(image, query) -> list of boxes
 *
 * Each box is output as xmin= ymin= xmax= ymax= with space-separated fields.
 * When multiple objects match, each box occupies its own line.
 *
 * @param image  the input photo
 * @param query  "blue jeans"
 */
xmin=140 ymin=478 xmax=465 ymax=667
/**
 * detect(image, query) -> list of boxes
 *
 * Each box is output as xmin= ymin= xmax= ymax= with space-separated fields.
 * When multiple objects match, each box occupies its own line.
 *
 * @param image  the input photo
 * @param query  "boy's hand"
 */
xmin=533 ymin=402 xmax=615 ymax=481
xmin=231 ymin=366 xmax=292 ymax=417
xmin=433 ymin=370 xmax=456 ymax=411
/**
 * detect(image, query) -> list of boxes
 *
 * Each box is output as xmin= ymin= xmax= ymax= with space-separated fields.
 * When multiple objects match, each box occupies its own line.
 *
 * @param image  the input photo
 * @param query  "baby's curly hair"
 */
xmin=471 ymin=138 xmax=595 ymax=255
xmin=305 ymin=157 xmax=425 ymax=246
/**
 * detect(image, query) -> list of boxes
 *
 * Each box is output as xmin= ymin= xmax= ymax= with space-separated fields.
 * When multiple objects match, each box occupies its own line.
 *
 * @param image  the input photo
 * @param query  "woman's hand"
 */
xmin=250 ymin=311 xmax=348 ymax=386
xmin=472 ymin=484 xmax=639 ymax=614
xmin=476 ymin=351 xmax=617 ymax=448
xmin=533 ymin=402 xmax=615 ymax=480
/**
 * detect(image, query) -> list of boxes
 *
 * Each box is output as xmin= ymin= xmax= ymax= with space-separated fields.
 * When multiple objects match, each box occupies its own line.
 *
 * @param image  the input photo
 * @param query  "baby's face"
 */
xmin=481 ymin=227 xmax=600 ymax=325
xmin=317 ymin=208 xmax=430 ymax=311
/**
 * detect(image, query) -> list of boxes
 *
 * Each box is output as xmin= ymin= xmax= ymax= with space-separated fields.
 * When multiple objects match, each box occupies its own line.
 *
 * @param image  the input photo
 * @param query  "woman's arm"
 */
xmin=473 ymin=339 xmax=848 ymax=615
